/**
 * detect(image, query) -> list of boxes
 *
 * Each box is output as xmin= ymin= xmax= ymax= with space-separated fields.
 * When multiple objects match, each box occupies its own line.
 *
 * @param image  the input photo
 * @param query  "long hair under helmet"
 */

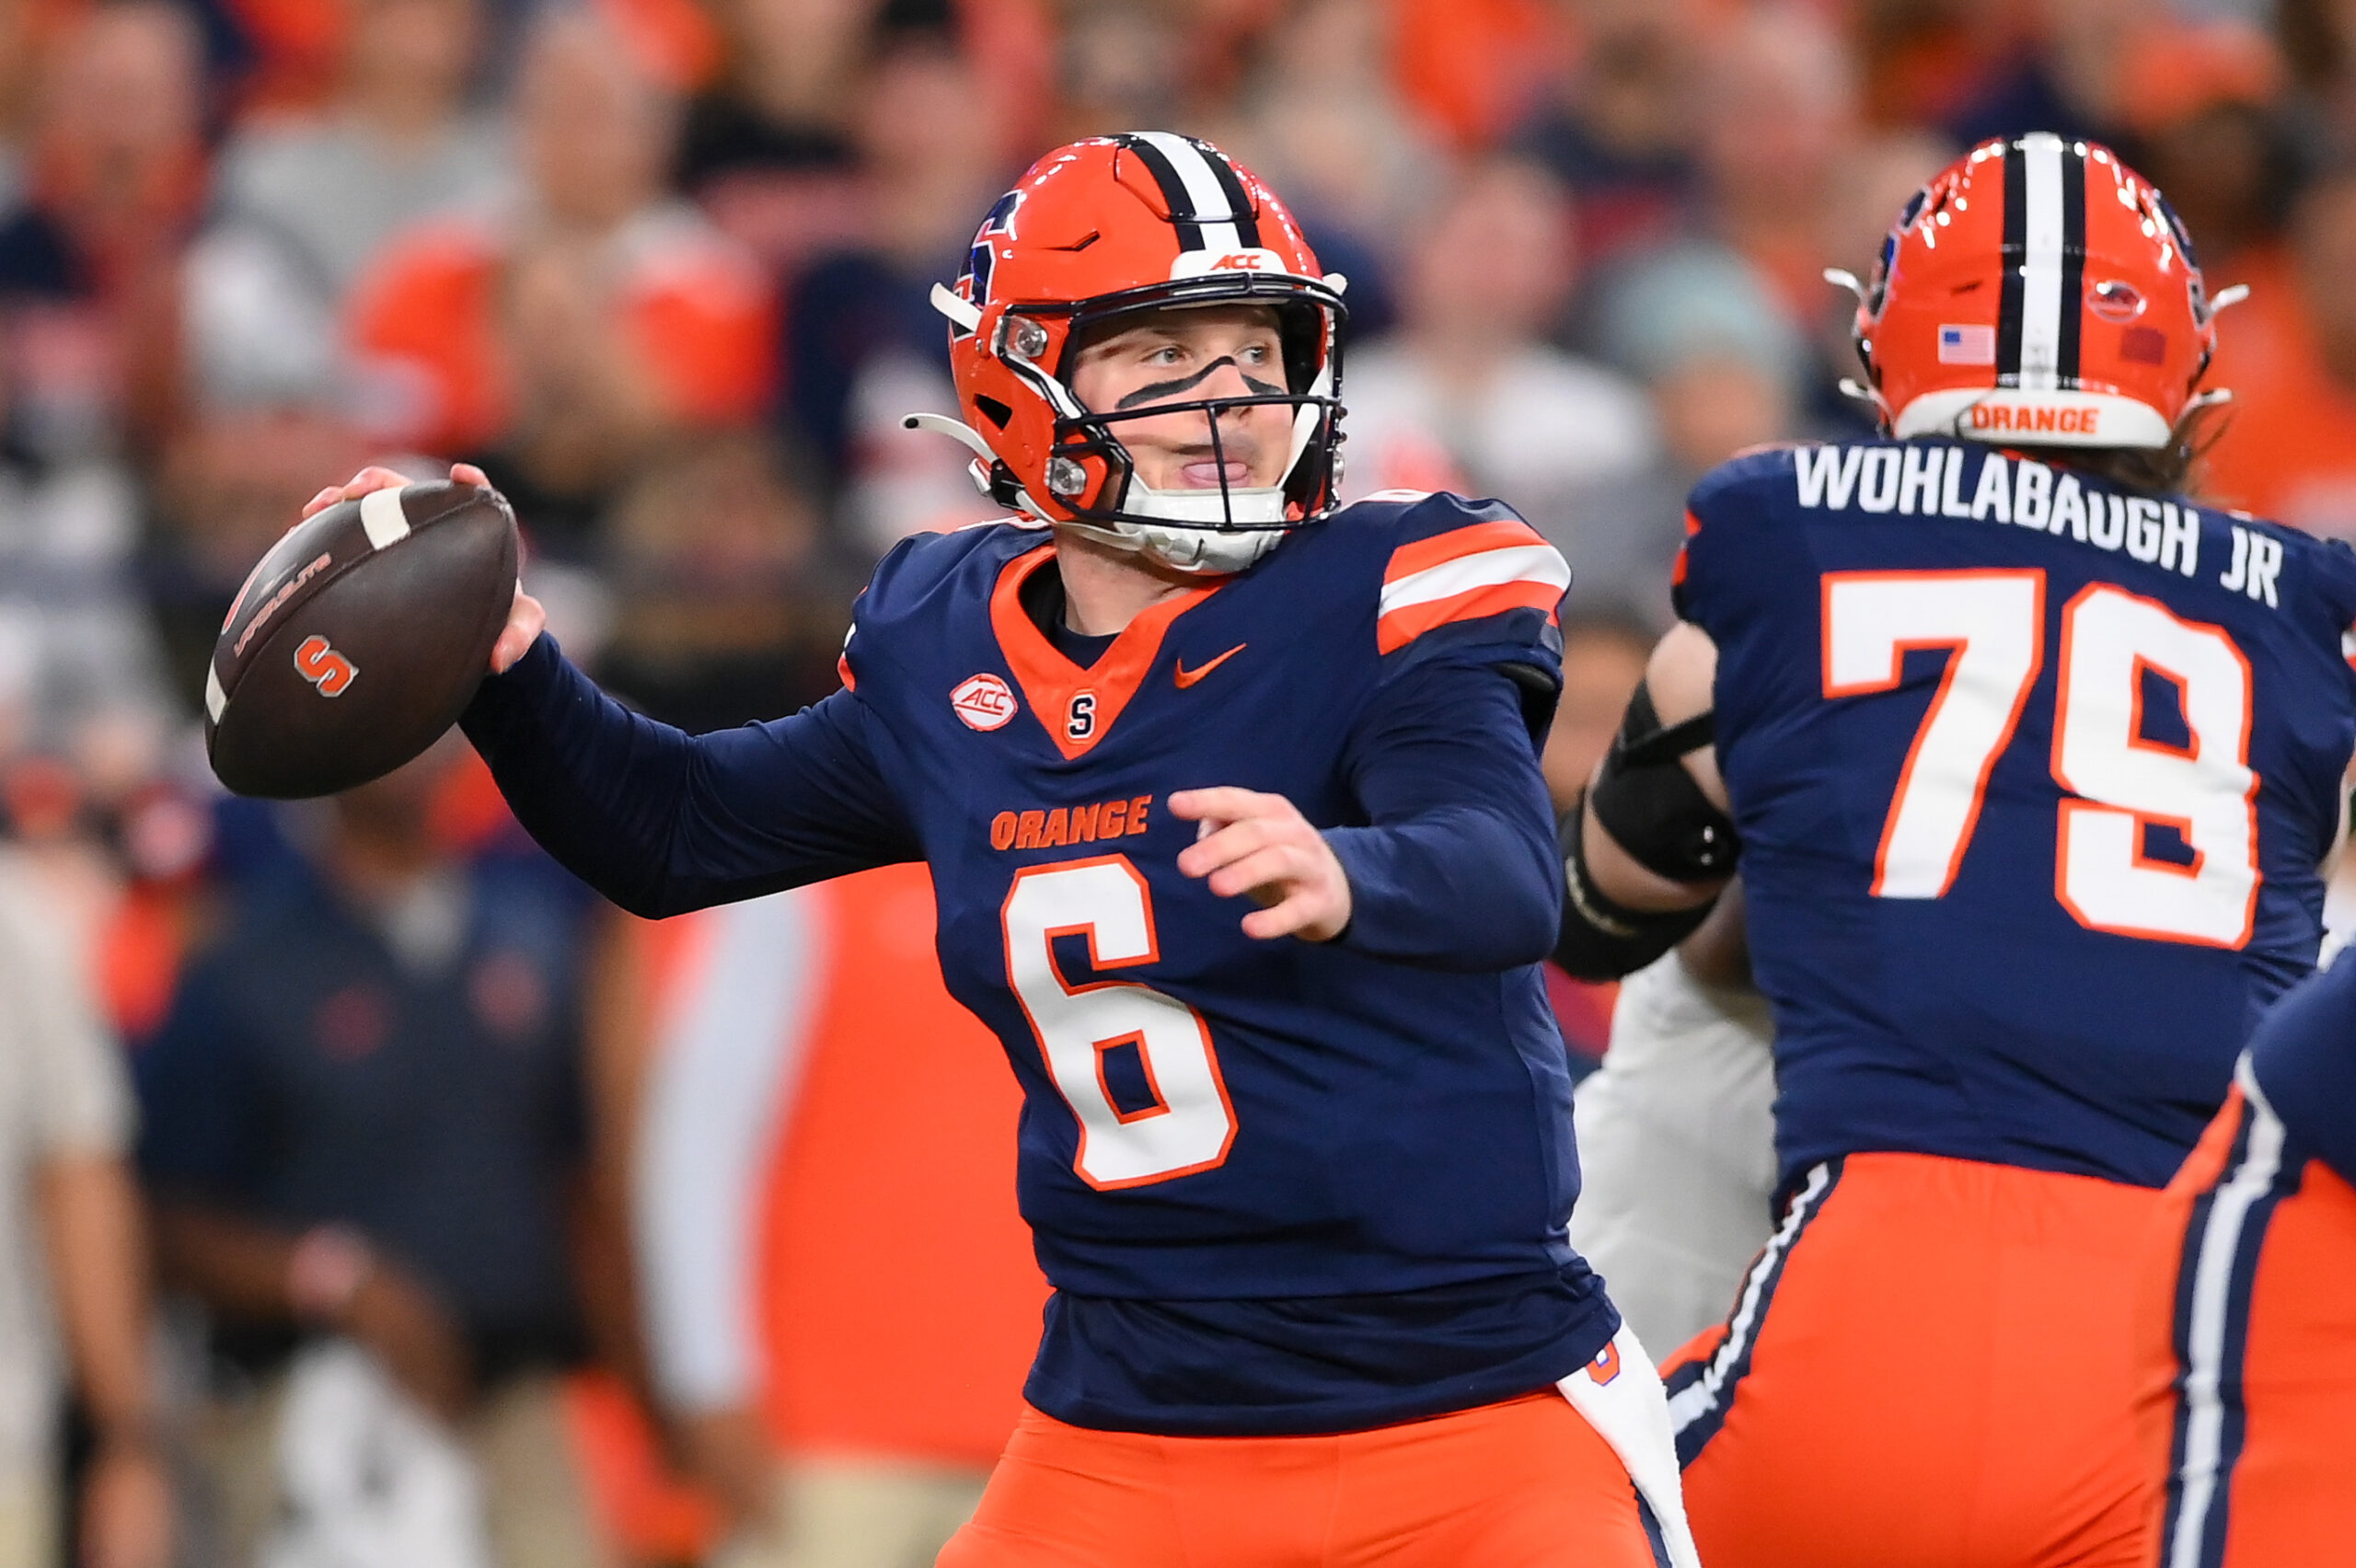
xmin=1834 ymin=133 xmax=2246 ymax=451
xmin=906 ymin=133 xmax=1348 ymax=574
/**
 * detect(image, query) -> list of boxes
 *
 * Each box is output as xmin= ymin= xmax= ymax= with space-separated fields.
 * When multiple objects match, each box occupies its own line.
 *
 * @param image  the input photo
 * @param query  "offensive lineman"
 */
xmin=1557 ymin=133 xmax=2356 ymax=1568
xmin=306 ymin=134 xmax=1697 ymax=1566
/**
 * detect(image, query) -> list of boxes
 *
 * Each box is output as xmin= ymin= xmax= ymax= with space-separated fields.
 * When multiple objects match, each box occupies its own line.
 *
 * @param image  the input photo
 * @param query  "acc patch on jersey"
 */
xmin=953 ymin=673 xmax=1019 ymax=731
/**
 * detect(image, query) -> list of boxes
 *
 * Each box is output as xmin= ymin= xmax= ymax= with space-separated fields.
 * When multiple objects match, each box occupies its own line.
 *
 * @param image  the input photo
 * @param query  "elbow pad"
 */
xmin=1553 ymin=795 xmax=1717 ymax=982
xmin=1587 ymin=680 xmax=1741 ymax=883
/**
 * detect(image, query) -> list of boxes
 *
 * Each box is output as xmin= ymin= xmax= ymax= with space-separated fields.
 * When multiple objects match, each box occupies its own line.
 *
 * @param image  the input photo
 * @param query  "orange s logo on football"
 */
xmin=294 ymin=635 xmax=358 ymax=698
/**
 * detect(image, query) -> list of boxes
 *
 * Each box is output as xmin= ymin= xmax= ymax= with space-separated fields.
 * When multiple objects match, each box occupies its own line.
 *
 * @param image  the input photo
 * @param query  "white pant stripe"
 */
xmin=1665 ymin=1160 xmax=1833 ymax=1436
xmin=2165 ymin=1055 xmax=2287 ymax=1568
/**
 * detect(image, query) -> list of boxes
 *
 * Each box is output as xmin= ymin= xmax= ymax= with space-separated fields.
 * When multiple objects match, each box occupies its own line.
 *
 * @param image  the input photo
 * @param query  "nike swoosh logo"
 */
xmin=1174 ymin=643 xmax=1247 ymax=688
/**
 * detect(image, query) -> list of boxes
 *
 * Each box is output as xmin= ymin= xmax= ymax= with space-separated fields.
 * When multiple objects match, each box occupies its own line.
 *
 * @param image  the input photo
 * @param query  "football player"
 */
xmin=2137 ymin=954 xmax=2356 ymax=1568
xmin=1557 ymin=133 xmax=2356 ymax=1568
xmin=307 ymin=134 xmax=1698 ymax=1566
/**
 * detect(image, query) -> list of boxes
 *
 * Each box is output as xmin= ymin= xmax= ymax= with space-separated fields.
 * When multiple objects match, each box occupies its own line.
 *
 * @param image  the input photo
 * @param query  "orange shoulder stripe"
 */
xmin=1381 ymin=518 xmax=1552 ymax=584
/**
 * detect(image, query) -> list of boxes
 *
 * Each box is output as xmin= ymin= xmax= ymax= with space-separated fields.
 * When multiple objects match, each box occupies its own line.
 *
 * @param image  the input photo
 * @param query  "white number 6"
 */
xmin=1003 ymin=857 xmax=1237 ymax=1188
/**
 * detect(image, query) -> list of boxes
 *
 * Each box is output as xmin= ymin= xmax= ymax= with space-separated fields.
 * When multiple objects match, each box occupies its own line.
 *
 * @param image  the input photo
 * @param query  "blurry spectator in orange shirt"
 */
xmin=187 ymin=0 xmax=513 ymax=413
xmin=1386 ymin=0 xmax=1560 ymax=153
xmin=2199 ymin=165 xmax=2356 ymax=537
xmin=0 ymin=1 xmax=206 ymax=462
xmin=349 ymin=10 xmax=772 ymax=554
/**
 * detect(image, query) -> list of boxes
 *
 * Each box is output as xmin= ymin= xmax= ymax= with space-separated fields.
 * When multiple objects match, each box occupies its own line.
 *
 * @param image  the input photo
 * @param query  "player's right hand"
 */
xmin=338 ymin=1262 xmax=472 ymax=1420
xmin=302 ymin=463 xmax=546 ymax=674
xmin=1172 ymin=786 xmax=1354 ymax=942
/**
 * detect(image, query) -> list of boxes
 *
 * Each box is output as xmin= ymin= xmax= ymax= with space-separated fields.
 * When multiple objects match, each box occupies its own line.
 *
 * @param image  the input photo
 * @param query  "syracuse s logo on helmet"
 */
xmin=952 ymin=673 xmax=1018 ymax=732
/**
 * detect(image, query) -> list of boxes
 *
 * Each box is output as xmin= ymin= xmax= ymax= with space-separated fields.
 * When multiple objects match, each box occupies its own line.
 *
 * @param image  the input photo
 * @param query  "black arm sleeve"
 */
xmin=1551 ymin=794 xmax=1717 ymax=981
xmin=458 ymin=635 xmax=923 ymax=918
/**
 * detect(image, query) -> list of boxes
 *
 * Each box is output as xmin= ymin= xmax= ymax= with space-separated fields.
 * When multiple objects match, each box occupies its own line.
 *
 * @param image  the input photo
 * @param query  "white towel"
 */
xmin=260 ymin=1340 xmax=494 ymax=1568
xmin=1556 ymin=1322 xmax=1704 ymax=1568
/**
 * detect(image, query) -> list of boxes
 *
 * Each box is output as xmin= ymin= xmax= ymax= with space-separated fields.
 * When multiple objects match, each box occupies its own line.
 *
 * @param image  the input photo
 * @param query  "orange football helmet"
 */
xmin=1839 ymin=133 xmax=2239 ymax=450
xmin=908 ymin=133 xmax=1347 ymax=573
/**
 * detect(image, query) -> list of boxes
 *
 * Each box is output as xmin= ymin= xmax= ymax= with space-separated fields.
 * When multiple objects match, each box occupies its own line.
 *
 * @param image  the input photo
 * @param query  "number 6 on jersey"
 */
xmin=1004 ymin=857 xmax=1238 ymax=1188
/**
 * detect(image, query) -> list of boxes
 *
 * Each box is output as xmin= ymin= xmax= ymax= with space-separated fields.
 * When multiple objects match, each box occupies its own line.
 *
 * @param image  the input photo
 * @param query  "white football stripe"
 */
xmin=1134 ymin=132 xmax=1243 ymax=253
xmin=360 ymin=486 xmax=412 ymax=549
xmin=2018 ymin=133 xmax=2066 ymax=391
xmin=1380 ymin=544 xmax=1572 ymax=617
xmin=204 ymin=663 xmax=226 ymax=721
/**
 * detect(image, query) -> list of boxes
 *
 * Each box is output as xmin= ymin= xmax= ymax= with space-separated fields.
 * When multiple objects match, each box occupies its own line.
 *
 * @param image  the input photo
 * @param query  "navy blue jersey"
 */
xmin=463 ymin=492 xmax=1618 ymax=1435
xmin=1676 ymin=439 xmax=2356 ymax=1190
xmin=2247 ymin=954 xmax=2356 ymax=1192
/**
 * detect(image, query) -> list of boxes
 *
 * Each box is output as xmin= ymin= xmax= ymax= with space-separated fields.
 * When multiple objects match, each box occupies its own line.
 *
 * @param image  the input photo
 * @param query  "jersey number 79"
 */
xmin=1823 ymin=571 xmax=2258 ymax=949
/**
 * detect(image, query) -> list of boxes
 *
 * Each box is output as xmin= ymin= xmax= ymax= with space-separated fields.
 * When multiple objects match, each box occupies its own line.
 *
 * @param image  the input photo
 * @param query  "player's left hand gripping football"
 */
xmin=1172 ymin=788 xmax=1352 ymax=943
xmin=302 ymin=463 xmax=546 ymax=674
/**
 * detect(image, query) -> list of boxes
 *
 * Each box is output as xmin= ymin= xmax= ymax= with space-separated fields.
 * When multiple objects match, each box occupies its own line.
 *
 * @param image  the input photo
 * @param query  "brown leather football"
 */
xmin=205 ymin=481 xmax=519 ymax=799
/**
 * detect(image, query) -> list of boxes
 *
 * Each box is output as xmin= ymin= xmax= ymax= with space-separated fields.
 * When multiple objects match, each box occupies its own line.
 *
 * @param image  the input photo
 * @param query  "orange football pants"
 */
xmin=2135 ymin=1083 xmax=2356 ymax=1568
xmin=935 ymin=1389 xmax=1668 ymax=1567
xmin=1660 ymin=1151 xmax=2158 ymax=1568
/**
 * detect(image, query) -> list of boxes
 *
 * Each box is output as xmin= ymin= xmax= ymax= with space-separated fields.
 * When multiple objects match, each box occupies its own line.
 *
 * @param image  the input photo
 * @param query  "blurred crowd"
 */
xmin=6 ymin=0 xmax=2356 ymax=1563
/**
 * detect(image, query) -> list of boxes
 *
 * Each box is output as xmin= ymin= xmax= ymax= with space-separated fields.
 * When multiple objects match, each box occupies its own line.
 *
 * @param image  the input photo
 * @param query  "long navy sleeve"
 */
xmin=2248 ymin=954 xmax=2356 ymax=1191
xmin=1322 ymin=655 xmax=1564 ymax=973
xmin=458 ymin=635 xmax=922 ymax=918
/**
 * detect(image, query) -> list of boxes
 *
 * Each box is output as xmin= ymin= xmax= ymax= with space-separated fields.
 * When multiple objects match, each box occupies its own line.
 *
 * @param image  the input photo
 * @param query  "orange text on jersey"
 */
xmin=991 ymin=796 xmax=1152 ymax=852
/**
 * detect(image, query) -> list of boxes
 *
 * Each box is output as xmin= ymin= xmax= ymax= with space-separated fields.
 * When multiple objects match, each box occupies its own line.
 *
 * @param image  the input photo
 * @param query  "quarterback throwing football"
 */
xmin=310 ymin=134 xmax=1695 ymax=1566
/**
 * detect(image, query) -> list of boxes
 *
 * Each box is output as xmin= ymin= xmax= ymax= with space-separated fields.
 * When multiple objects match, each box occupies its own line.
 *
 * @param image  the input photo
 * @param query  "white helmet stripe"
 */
xmin=2018 ymin=133 xmax=2067 ymax=392
xmin=1134 ymin=132 xmax=1244 ymax=253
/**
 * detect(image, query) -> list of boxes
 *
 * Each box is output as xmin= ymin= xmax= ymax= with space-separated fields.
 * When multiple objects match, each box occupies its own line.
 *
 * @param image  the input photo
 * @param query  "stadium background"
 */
xmin=3 ymin=0 xmax=2354 ymax=1563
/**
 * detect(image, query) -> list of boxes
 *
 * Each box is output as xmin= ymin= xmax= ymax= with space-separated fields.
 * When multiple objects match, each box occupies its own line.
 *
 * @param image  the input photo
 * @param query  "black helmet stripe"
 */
xmin=1193 ymin=140 xmax=1265 ymax=249
xmin=2055 ymin=144 xmax=2086 ymax=385
xmin=1117 ymin=134 xmax=1206 ymax=249
xmin=1997 ymin=144 xmax=2027 ymax=381
xmin=1999 ymin=133 xmax=2086 ymax=390
xmin=1117 ymin=132 xmax=1258 ymax=253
